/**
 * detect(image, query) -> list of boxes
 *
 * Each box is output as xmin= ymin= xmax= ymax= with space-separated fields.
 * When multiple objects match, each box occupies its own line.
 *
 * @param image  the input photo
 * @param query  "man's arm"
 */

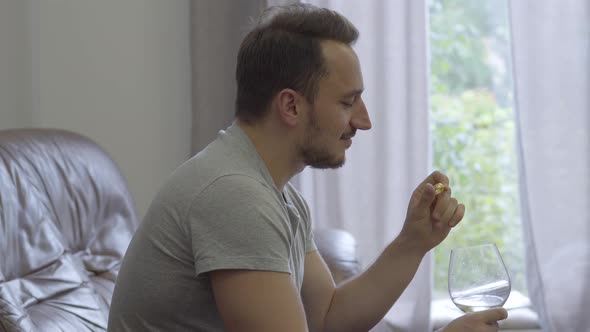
xmin=301 ymin=171 xmax=463 ymax=332
xmin=210 ymin=269 xmax=309 ymax=332
xmin=301 ymin=237 xmax=425 ymax=332
xmin=209 ymin=239 xmax=424 ymax=332
xmin=199 ymin=175 xmax=311 ymax=331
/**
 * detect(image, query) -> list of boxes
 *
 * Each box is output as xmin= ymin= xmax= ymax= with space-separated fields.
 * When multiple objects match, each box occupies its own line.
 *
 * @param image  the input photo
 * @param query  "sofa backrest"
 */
xmin=0 ymin=128 xmax=137 ymax=331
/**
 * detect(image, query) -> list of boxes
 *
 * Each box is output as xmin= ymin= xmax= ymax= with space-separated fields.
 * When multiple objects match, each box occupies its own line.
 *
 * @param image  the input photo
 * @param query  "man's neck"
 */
xmin=236 ymin=120 xmax=304 ymax=191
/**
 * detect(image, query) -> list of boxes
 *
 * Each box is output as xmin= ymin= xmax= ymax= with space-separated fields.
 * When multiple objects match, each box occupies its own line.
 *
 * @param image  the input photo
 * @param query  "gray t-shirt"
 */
xmin=108 ymin=124 xmax=316 ymax=331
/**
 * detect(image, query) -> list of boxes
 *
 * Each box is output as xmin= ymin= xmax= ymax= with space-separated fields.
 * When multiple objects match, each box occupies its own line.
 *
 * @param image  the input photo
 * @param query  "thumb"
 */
xmin=474 ymin=308 xmax=508 ymax=323
xmin=417 ymin=183 xmax=436 ymax=210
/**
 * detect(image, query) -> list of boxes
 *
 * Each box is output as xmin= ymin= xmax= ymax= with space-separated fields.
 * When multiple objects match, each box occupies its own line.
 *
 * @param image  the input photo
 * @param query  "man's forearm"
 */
xmin=322 ymin=235 xmax=427 ymax=332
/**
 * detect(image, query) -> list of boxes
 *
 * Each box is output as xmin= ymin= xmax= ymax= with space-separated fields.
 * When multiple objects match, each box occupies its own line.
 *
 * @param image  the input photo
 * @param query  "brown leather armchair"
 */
xmin=0 ymin=129 xmax=138 ymax=331
xmin=0 ymin=128 xmax=361 ymax=331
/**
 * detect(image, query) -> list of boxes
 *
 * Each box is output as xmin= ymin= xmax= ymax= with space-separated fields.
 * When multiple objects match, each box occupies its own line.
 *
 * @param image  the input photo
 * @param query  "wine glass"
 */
xmin=448 ymin=243 xmax=511 ymax=312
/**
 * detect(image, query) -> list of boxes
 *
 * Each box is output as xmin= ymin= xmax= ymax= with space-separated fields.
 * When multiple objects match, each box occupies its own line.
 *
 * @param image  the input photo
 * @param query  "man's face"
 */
xmin=299 ymin=40 xmax=372 ymax=169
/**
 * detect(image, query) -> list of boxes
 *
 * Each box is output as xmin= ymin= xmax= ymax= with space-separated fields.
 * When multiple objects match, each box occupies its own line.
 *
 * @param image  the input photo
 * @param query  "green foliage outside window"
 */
xmin=429 ymin=0 xmax=526 ymax=297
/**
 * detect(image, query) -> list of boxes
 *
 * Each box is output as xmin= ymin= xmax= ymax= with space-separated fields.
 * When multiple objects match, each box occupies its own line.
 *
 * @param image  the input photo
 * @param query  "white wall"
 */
xmin=0 ymin=0 xmax=32 ymax=129
xmin=0 ymin=0 xmax=192 ymax=220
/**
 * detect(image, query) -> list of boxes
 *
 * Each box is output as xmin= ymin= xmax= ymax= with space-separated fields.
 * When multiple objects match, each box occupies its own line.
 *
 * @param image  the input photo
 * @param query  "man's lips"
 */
xmin=341 ymin=132 xmax=355 ymax=140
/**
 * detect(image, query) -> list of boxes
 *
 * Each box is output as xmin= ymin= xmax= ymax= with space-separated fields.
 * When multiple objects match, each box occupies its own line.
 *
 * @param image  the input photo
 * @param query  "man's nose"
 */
xmin=351 ymin=98 xmax=372 ymax=130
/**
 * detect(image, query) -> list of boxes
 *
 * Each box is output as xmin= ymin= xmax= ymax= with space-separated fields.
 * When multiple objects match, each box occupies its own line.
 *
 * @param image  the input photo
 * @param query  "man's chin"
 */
xmin=307 ymin=156 xmax=346 ymax=169
xmin=301 ymin=145 xmax=346 ymax=169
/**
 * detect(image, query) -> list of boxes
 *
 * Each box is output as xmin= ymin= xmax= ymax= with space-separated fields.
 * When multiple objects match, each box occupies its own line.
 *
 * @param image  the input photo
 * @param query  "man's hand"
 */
xmin=438 ymin=308 xmax=508 ymax=332
xmin=399 ymin=170 xmax=465 ymax=253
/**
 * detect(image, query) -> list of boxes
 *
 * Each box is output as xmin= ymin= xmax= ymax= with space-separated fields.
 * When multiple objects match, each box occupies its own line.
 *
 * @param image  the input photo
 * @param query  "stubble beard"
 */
xmin=299 ymin=109 xmax=346 ymax=169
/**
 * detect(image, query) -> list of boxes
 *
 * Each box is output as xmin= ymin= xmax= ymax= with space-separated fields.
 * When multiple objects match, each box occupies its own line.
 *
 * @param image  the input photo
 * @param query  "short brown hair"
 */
xmin=235 ymin=4 xmax=358 ymax=123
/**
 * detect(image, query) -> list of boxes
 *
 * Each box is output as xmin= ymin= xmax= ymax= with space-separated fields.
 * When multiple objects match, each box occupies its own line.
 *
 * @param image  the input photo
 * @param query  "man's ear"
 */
xmin=275 ymin=88 xmax=302 ymax=127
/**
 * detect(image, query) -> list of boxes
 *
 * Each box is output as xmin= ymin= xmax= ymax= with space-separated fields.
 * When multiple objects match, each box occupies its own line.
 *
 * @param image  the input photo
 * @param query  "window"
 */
xmin=428 ymin=0 xmax=528 ymax=299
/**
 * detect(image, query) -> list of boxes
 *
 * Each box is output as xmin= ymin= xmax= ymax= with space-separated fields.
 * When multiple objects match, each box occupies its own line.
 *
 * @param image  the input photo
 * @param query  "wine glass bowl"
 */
xmin=448 ymin=243 xmax=511 ymax=312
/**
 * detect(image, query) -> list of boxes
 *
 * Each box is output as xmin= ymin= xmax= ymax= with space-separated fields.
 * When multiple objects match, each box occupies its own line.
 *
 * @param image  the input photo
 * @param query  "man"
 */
xmin=109 ymin=4 xmax=507 ymax=332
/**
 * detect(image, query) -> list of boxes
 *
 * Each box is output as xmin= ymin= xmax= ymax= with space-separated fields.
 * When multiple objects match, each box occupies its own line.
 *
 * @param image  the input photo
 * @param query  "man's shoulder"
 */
xmin=158 ymin=160 xmax=270 ymax=212
xmin=159 ymin=136 xmax=262 ymax=197
xmin=195 ymin=174 xmax=278 ymax=211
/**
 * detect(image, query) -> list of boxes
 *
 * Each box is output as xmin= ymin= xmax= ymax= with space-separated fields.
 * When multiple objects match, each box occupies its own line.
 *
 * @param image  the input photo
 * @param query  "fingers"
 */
xmin=439 ymin=197 xmax=458 ymax=223
xmin=437 ymin=197 xmax=465 ymax=227
xmin=488 ymin=308 xmax=508 ymax=323
xmin=431 ymin=186 xmax=452 ymax=221
xmin=446 ymin=308 xmax=507 ymax=332
xmin=472 ymin=308 xmax=508 ymax=324
xmin=418 ymin=183 xmax=437 ymax=210
xmin=449 ymin=203 xmax=465 ymax=227
xmin=413 ymin=171 xmax=466 ymax=230
xmin=427 ymin=172 xmax=465 ymax=227
xmin=407 ymin=182 xmax=437 ymax=220
xmin=421 ymin=170 xmax=449 ymax=187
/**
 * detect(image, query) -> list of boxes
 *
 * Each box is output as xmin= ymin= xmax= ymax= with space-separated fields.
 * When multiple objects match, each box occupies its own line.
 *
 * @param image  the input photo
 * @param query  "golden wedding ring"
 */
xmin=434 ymin=183 xmax=446 ymax=195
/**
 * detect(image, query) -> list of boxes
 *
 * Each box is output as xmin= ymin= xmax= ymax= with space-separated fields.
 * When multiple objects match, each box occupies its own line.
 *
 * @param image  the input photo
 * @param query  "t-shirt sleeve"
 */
xmin=188 ymin=175 xmax=294 ymax=277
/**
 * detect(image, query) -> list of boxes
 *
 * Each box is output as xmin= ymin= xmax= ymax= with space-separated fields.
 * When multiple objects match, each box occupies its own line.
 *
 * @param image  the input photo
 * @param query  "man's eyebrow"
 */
xmin=342 ymin=89 xmax=364 ymax=98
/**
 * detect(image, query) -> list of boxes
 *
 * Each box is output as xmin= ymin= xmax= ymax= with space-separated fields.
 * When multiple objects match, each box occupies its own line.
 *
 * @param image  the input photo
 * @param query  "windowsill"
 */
xmin=431 ymin=290 xmax=542 ymax=331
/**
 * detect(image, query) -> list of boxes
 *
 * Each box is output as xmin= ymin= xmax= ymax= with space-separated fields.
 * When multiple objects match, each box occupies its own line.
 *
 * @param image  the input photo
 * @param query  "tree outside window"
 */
xmin=428 ymin=0 xmax=527 ymax=298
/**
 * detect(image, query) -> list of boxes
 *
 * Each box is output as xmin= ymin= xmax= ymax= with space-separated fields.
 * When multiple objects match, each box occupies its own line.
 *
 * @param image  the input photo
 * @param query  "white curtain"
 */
xmin=509 ymin=1 xmax=590 ymax=331
xmin=295 ymin=1 xmax=432 ymax=331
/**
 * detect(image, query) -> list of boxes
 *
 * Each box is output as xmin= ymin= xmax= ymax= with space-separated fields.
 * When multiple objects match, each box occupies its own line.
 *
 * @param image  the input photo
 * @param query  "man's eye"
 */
xmin=341 ymin=101 xmax=354 ymax=107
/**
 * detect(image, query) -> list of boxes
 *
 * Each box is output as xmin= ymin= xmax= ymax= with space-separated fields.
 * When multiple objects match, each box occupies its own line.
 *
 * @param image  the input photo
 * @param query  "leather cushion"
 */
xmin=0 ymin=129 xmax=137 ymax=331
xmin=314 ymin=228 xmax=361 ymax=284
